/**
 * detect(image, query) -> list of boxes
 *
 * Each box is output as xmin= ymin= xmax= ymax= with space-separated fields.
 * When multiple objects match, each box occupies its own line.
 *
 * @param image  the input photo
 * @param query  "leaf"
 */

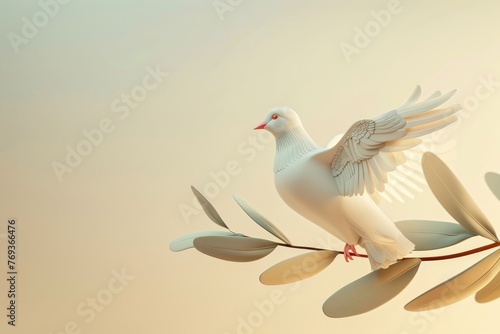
xmin=395 ymin=220 xmax=475 ymax=251
xmin=169 ymin=231 xmax=243 ymax=252
xmin=485 ymin=172 xmax=500 ymax=201
xmin=405 ymin=249 xmax=500 ymax=311
xmin=233 ymin=194 xmax=291 ymax=244
xmin=422 ymin=152 xmax=498 ymax=241
xmin=475 ymin=270 xmax=500 ymax=303
xmin=193 ymin=236 xmax=277 ymax=262
xmin=191 ymin=186 xmax=229 ymax=229
xmin=323 ymin=258 xmax=421 ymax=318
xmin=259 ymin=250 xmax=338 ymax=285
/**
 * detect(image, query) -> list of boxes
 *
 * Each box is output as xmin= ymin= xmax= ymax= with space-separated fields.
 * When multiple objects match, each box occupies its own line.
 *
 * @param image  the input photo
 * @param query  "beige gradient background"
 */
xmin=1 ymin=0 xmax=500 ymax=333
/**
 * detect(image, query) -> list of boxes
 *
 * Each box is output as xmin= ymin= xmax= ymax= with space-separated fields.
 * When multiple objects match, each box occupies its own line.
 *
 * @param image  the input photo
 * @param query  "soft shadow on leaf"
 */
xmin=475 ymin=270 xmax=500 ymax=303
xmin=422 ymin=152 xmax=498 ymax=241
xmin=485 ymin=172 xmax=500 ymax=201
xmin=191 ymin=186 xmax=229 ymax=229
xmin=323 ymin=258 xmax=421 ymax=318
xmin=260 ymin=250 xmax=338 ymax=285
xmin=169 ymin=231 xmax=243 ymax=252
xmin=395 ymin=220 xmax=475 ymax=251
xmin=193 ymin=236 xmax=277 ymax=262
xmin=233 ymin=194 xmax=291 ymax=244
xmin=405 ymin=249 xmax=500 ymax=311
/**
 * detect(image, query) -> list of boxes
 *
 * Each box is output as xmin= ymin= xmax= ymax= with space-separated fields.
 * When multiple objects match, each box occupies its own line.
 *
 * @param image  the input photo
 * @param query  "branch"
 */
xmin=413 ymin=242 xmax=500 ymax=261
xmin=277 ymin=241 xmax=500 ymax=261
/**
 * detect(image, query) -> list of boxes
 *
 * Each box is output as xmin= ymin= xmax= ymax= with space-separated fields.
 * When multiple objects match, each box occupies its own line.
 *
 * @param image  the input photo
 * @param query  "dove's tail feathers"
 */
xmin=361 ymin=233 xmax=414 ymax=270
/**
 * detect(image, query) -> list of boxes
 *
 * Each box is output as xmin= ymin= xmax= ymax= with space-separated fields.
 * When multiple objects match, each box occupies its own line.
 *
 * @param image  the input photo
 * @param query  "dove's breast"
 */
xmin=274 ymin=155 xmax=360 ymax=244
xmin=274 ymin=156 xmax=337 ymax=203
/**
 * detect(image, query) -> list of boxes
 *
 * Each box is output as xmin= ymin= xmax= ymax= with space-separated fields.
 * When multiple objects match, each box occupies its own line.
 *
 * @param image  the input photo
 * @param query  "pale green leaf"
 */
xmin=323 ymin=259 xmax=421 ymax=318
xmin=405 ymin=249 xmax=500 ymax=311
xmin=485 ymin=172 xmax=500 ymax=201
xmin=191 ymin=186 xmax=229 ymax=229
xmin=193 ymin=236 xmax=277 ymax=262
xmin=395 ymin=220 xmax=475 ymax=251
xmin=233 ymin=194 xmax=291 ymax=244
xmin=422 ymin=152 xmax=498 ymax=241
xmin=475 ymin=270 xmax=500 ymax=303
xmin=260 ymin=250 xmax=338 ymax=285
xmin=169 ymin=231 xmax=243 ymax=252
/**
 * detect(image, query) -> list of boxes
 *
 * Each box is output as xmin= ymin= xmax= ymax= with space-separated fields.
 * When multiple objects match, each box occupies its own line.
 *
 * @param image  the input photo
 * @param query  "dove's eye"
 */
xmin=272 ymin=114 xmax=278 ymax=120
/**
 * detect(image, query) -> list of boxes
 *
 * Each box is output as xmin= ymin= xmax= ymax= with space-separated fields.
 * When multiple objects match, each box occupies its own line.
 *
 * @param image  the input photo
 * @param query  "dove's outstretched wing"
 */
xmin=313 ymin=86 xmax=460 ymax=197
xmin=325 ymin=135 xmax=427 ymax=204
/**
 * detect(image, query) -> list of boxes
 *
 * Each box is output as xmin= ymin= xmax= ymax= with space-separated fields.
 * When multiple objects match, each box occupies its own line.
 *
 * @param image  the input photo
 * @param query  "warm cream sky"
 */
xmin=1 ymin=0 xmax=500 ymax=333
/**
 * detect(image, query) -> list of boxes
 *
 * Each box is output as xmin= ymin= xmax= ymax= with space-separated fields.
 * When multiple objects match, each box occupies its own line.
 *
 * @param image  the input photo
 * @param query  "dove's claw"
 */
xmin=350 ymin=245 xmax=359 ymax=256
xmin=343 ymin=243 xmax=358 ymax=262
xmin=344 ymin=252 xmax=352 ymax=262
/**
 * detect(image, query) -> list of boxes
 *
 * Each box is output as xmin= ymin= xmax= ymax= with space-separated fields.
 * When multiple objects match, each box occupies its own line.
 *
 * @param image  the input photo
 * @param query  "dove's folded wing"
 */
xmin=313 ymin=86 xmax=460 ymax=197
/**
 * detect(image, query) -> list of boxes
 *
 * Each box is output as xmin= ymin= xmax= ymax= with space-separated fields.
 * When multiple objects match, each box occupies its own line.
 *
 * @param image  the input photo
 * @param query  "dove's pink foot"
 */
xmin=343 ymin=244 xmax=359 ymax=262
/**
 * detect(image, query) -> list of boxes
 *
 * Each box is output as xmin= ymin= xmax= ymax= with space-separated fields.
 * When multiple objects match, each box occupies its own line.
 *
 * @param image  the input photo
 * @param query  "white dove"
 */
xmin=254 ymin=86 xmax=460 ymax=270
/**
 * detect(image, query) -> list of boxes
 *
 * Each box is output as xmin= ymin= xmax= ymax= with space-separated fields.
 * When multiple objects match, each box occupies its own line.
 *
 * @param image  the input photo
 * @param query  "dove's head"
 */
xmin=254 ymin=107 xmax=303 ymax=137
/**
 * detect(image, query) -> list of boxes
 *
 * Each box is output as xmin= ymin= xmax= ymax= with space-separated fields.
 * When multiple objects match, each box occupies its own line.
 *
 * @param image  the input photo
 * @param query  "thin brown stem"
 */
xmin=277 ymin=241 xmax=500 ymax=261
xmin=410 ymin=242 xmax=500 ymax=261
xmin=278 ymin=243 xmax=328 ymax=252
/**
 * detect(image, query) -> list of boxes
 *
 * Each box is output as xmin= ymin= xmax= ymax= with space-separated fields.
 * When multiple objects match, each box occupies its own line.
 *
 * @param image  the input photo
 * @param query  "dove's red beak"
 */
xmin=254 ymin=121 xmax=267 ymax=130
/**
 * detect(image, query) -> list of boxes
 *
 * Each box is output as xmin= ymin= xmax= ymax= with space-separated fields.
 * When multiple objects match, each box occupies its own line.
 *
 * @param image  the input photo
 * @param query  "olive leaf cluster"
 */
xmin=171 ymin=153 xmax=500 ymax=318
